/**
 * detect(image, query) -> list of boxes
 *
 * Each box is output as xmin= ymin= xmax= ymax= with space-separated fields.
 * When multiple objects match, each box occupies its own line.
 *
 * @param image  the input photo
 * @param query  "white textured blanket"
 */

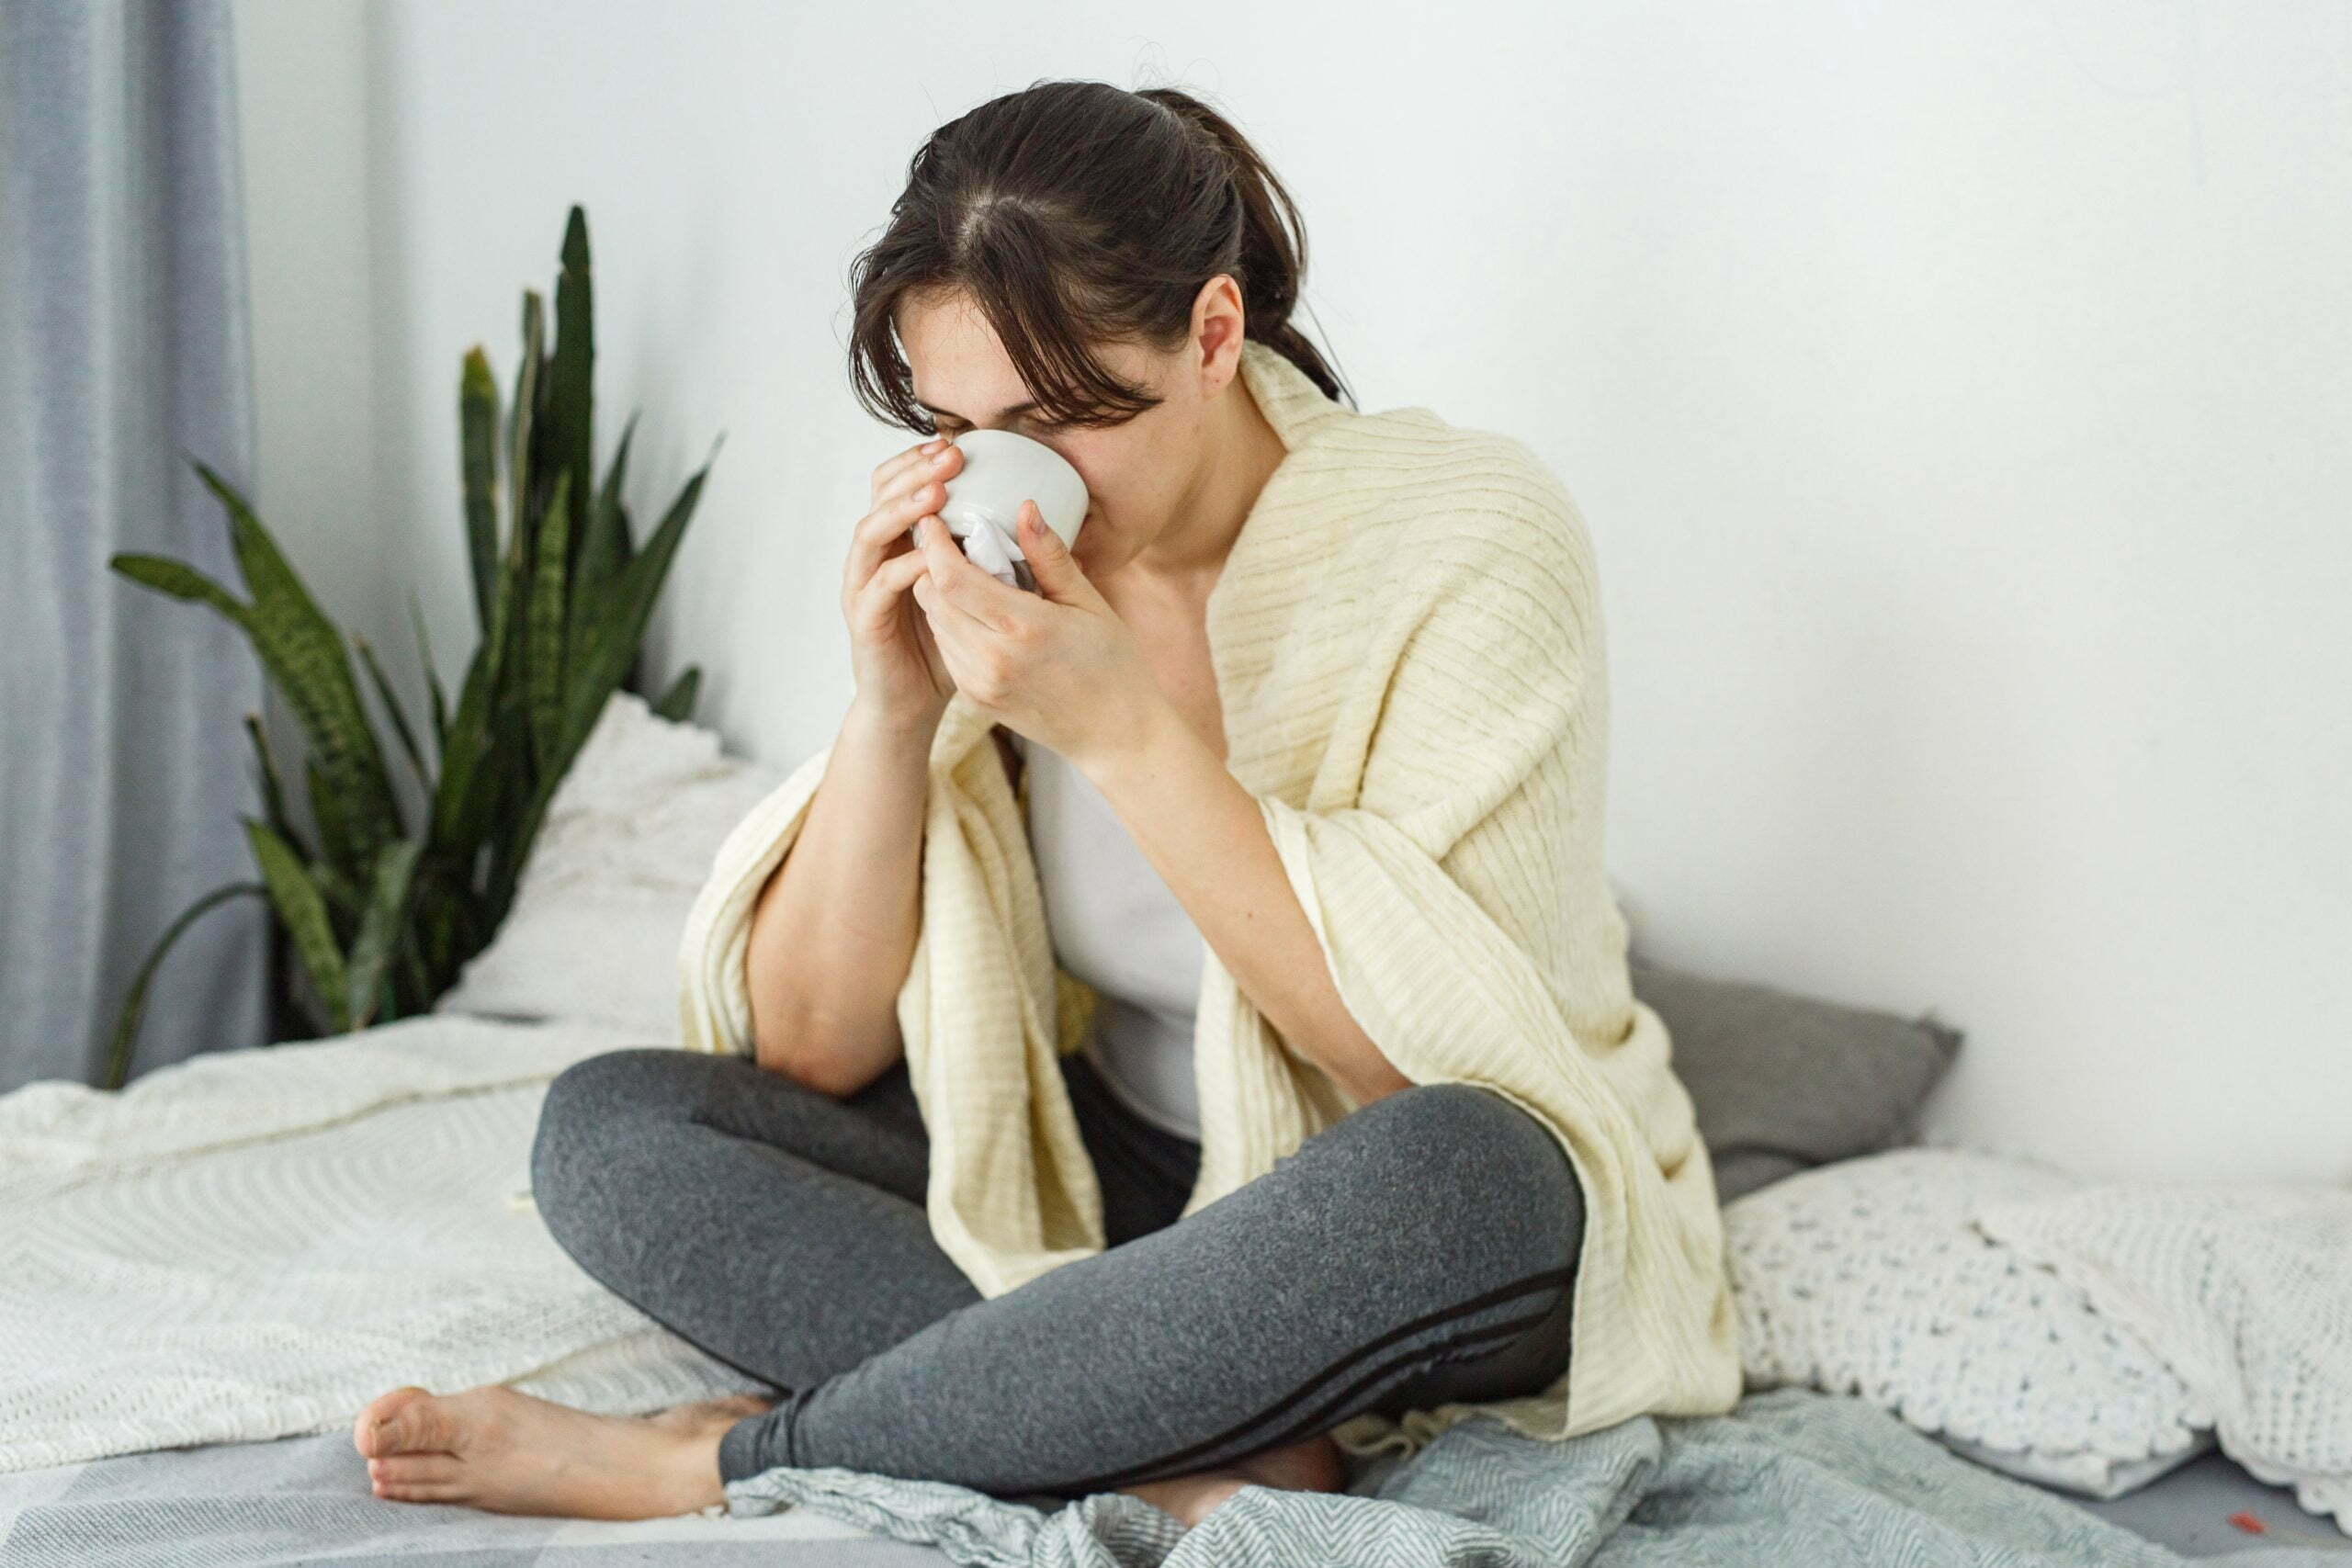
xmin=0 ymin=1014 xmax=763 ymax=1472
xmin=1977 ymin=1181 xmax=2352 ymax=1531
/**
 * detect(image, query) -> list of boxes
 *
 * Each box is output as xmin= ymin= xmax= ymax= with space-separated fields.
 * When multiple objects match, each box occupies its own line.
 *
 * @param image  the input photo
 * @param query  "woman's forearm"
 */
xmin=743 ymin=697 xmax=936 ymax=1095
xmin=1084 ymin=698 xmax=1415 ymax=1111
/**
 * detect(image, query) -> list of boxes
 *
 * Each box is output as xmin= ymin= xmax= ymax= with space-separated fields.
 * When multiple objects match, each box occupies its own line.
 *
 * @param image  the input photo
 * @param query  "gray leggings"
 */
xmin=527 ymin=1042 xmax=1584 ymax=1501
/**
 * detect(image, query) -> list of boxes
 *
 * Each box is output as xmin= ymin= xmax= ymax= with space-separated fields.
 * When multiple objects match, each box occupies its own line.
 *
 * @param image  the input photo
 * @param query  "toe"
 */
xmin=648 ymin=1392 xmax=776 ymax=1434
xmin=355 ymin=1387 xmax=429 ymax=1457
xmin=365 ymin=1387 xmax=456 ymax=1458
xmin=370 ymin=1452 xmax=461 ymax=1489
xmin=1298 ymin=1434 xmax=1346 ymax=1491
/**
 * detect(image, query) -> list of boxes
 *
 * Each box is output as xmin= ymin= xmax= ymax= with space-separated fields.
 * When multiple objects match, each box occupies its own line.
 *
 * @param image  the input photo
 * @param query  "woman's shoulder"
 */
xmin=1297 ymin=401 xmax=1596 ymax=604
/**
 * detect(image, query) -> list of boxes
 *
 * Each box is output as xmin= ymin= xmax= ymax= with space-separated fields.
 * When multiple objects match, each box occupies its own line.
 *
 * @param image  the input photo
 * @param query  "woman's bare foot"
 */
xmin=646 ymin=1392 xmax=777 ymax=1434
xmin=353 ymin=1383 xmax=776 ymax=1519
xmin=1118 ymin=1431 xmax=1347 ymax=1528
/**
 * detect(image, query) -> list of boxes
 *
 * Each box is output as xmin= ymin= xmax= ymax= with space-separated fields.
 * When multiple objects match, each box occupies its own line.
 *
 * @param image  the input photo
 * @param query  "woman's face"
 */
xmin=893 ymin=288 xmax=1227 ymax=576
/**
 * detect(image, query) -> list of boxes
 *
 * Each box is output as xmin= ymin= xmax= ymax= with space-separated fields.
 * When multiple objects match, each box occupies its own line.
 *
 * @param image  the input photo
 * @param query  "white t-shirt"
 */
xmin=1014 ymin=732 xmax=1204 ymax=1143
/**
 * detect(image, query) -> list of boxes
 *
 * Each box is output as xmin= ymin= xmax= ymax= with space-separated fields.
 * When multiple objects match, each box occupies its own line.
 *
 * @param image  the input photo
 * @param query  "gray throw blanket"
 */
xmin=6 ymin=1387 xmax=2344 ymax=1563
xmin=719 ymin=1387 xmax=2345 ymax=1568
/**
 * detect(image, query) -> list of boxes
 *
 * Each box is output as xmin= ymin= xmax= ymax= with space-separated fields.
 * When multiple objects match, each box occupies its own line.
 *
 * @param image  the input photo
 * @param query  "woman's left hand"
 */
xmin=908 ymin=502 xmax=1167 ymax=770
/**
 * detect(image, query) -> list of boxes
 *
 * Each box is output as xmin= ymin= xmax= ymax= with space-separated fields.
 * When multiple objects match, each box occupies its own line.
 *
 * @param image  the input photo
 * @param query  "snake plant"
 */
xmin=102 ymin=204 xmax=718 ymax=1088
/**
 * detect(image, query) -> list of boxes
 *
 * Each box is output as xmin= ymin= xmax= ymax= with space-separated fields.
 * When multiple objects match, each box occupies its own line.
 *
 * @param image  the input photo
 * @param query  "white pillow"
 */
xmin=1725 ymin=1146 xmax=2212 ymax=1498
xmin=433 ymin=692 xmax=782 ymax=1041
xmin=1977 ymin=1181 xmax=2352 ymax=1530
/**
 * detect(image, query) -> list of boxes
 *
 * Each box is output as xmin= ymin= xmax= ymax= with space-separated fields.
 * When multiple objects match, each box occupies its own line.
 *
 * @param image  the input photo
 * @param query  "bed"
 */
xmin=1 ymin=1354 xmax=2344 ymax=1564
xmin=4 ymin=694 xmax=2343 ymax=1565
xmin=0 ymin=1018 xmax=2340 ymax=1568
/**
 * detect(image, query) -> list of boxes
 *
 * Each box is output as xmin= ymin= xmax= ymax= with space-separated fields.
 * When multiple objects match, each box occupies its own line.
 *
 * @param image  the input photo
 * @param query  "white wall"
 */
xmin=231 ymin=1 xmax=400 ymax=827
xmin=232 ymin=0 xmax=2351 ymax=1185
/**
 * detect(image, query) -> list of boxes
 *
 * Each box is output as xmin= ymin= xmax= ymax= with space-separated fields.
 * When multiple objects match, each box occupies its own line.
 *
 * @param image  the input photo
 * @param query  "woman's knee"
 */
xmin=540 ymin=1045 xmax=712 ymax=1131
xmin=530 ymin=1047 xmax=715 ymax=1224
xmin=1329 ymin=1081 xmax=1586 ymax=1260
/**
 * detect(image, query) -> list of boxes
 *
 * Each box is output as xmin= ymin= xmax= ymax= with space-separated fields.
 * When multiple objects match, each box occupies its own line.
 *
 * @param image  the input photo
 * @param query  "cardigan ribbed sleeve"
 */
xmin=1253 ymin=460 xmax=1601 ymax=1096
xmin=1250 ymin=446 xmax=1736 ymax=1455
xmin=674 ymin=746 xmax=832 ymax=1060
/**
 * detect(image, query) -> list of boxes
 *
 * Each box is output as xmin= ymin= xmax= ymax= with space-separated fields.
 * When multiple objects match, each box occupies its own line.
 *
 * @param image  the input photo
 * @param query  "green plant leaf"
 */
xmin=557 ymin=434 xmax=722 ymax=764
xmin=345 ymin=836 xmax=423 ymax=1029
xmin=306 ymin=753 xmax=359 ymax=886
xmin=354 ymin=635 xmax=429 ymax=795
xmin=427 ymin=631 xmax=496 ymax=851
xmin=548 ymin=205 xmax=595 ymax=571
xmin=397 ymin=942 xmax=435 ymax=1016
xmin=445 ymin=706 xmax=527 ymax=891
xmin=484 ymin=291 xmax=549 ymax=829
xmin=484 ymin=779 xmax=553 ymax=925
xmin=242 ymin=712 xmax=310 ymax=863
xmin=111 ymin=552 xmax=244 ymax=616
xmin=429 ymin=423 xmax=534 ymax=854
xmin=120 ymin=510 xmax=401 ymax=887
xmin=409 ymin=589 xmax=448 ymax=756
xmin=568 ymin=410 xmax=639 ymax=673
xmin=311 ymin=860 xmax=364 ymax=927
xmin=507 ymin=293 xmax=545 ymax=599
xmin=243 ymin=817 xmax=350 ymax=1032
xmin=460 ymin=348 xmax=502 ymax=637
xmin=418 ymin=890 xmax=459 ymax=985
xmin=285 ymin=952 xmax=341 ymax=1038
xmin=526 ymin=468 xmax=574 ymax=775
xmin=187 ymin=458 xmax=404 ymax=871
xmin=102 ymin=881 xmax=266 ymax=1090
xmin=650 ymin=664 xmax=700 ymax=722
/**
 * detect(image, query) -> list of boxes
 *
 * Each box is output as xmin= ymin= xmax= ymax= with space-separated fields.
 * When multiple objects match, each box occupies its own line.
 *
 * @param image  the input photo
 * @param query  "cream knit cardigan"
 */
xmin=675 ymin=338 xmax=1742 ymax=1461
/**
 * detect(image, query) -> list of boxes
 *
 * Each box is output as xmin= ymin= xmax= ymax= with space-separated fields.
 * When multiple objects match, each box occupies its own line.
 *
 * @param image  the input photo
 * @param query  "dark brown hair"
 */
xmin=844 ymin=80 xmax=1352 ymax=434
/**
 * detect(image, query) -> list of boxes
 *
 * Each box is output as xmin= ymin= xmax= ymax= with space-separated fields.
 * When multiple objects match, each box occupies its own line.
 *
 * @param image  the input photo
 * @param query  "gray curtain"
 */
xmin=0 ymin=0 xmax=268 ymax=1092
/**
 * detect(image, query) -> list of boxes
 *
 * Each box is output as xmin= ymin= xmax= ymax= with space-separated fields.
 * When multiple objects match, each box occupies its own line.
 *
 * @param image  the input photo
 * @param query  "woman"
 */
xmin=353 ymin=80 xmax=1740 ymax=1528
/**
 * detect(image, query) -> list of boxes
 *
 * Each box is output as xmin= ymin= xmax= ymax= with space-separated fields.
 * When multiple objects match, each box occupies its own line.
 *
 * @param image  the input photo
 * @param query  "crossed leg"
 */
xmin=356 ymin=1045 xmax=1583 ymax=1524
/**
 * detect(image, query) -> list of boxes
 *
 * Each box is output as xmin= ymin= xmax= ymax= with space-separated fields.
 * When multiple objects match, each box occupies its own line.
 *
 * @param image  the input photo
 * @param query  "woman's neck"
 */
xmin=1130 ymin=358 xmax=1291 ymax=586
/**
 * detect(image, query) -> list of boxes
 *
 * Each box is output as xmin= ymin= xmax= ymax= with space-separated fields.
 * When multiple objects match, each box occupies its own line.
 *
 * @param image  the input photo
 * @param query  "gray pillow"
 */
xmin=1629 ymin=954 xmax=1963 ymax=1205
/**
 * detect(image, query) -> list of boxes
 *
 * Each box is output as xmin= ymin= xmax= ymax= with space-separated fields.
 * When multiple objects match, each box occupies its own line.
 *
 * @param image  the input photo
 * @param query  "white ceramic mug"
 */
xmin=934 ymin=429 xmax=1090 ymax=592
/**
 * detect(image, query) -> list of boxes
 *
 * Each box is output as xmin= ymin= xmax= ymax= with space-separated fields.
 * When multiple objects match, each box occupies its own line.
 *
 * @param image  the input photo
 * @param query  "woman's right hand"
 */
xmin=843 ymin=435 xmax=967 ymax=731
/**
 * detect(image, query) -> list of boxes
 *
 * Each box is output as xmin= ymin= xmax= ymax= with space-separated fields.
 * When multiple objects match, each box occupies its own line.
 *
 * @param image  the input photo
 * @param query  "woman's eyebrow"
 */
xmin=916 ymin=397 xmax=1040 ymax=424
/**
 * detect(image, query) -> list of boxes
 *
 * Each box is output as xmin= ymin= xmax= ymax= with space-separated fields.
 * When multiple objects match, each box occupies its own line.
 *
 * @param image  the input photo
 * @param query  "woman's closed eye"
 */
xmin=933 ymin=417 xmax=1070 ymax=439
